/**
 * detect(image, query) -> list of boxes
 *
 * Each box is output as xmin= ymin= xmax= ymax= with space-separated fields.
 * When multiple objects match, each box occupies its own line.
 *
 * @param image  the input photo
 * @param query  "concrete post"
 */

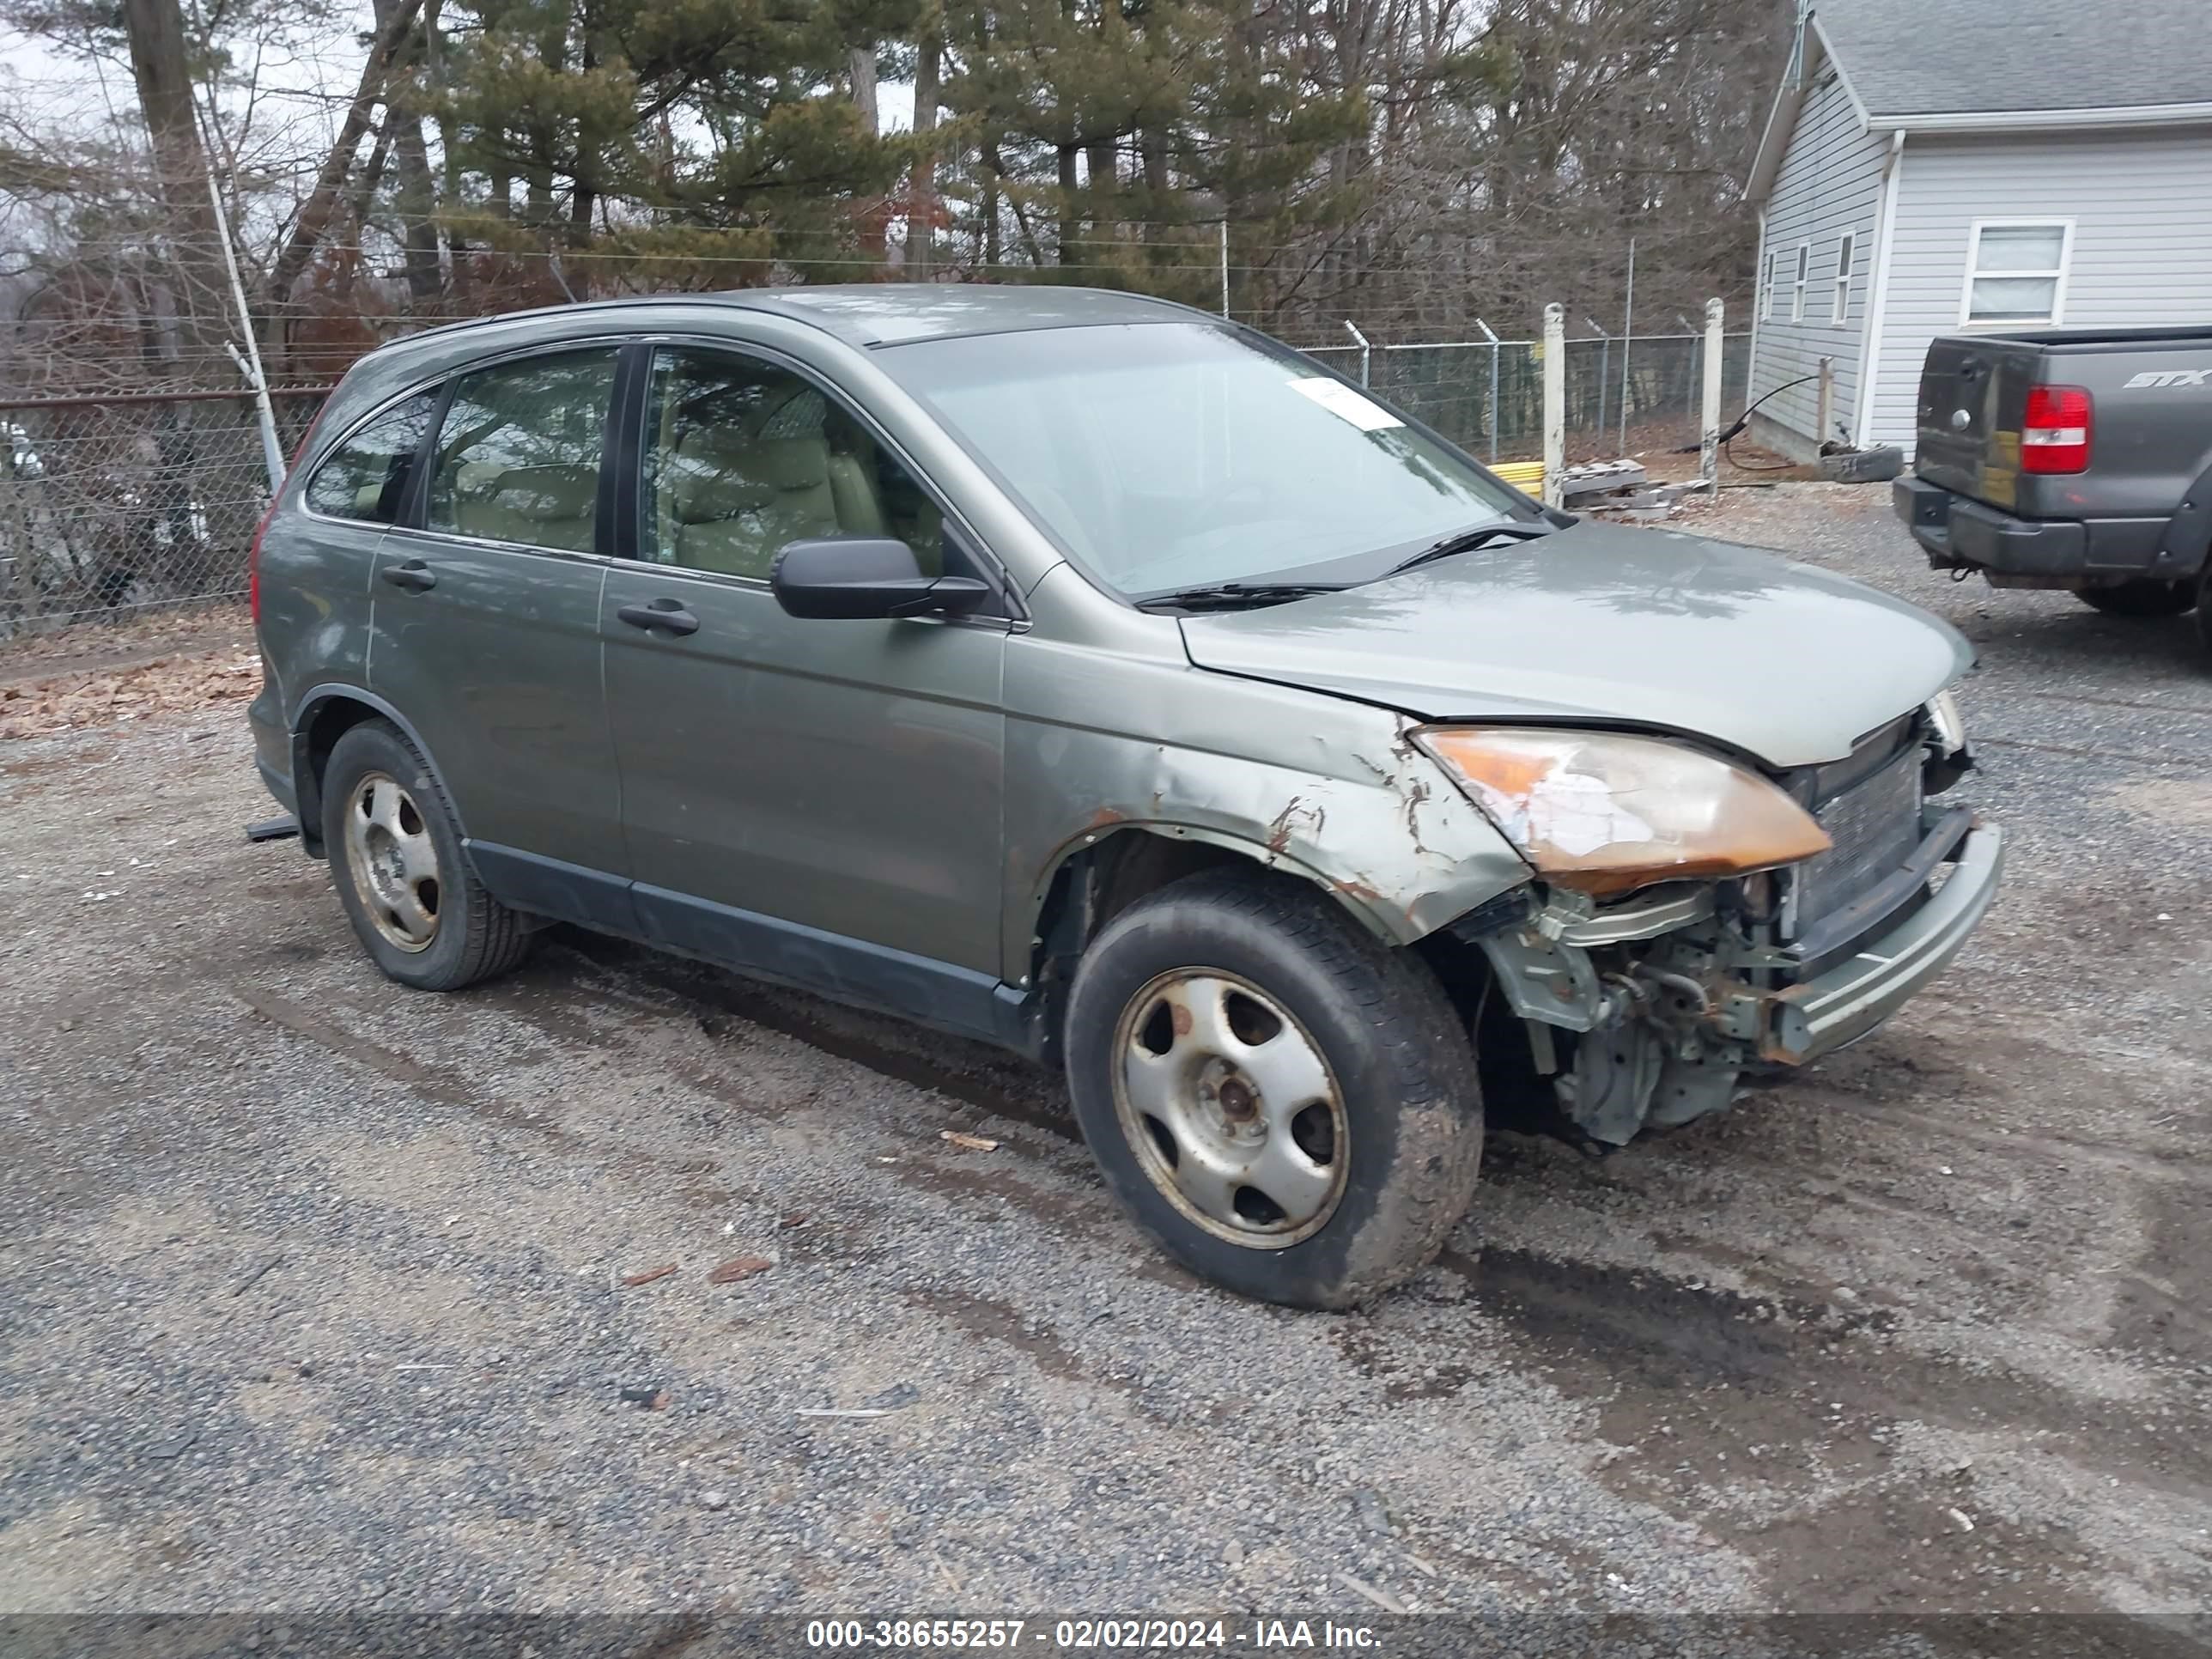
xmin=1542 ymin=304 xmax=1566 ymax=508
xmin=1698 ymin=298 xmax=1725 ymax=497
xmin=1474 ymin=317 xmax=1501 ymax=463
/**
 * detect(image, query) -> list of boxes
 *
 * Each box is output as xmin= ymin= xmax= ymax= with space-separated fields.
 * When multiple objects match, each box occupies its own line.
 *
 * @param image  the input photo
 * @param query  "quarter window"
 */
xmin=1832 ymin=230 xmax=1856 ymax=325
xmin=637 ymin=348 xmax=957 ymax=584
xmin=305 ymin=393 xmax=435 ymax=523
xmin=424 ymin=349 xmax=618 ymax=552
xmin=1964 ymin=222 xmax=2069 ymax=325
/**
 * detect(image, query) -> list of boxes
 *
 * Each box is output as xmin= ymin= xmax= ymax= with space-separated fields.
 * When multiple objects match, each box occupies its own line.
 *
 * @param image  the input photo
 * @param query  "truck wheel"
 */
xmin=320 ymin=719 xmax=532 ymax=992
xmin=2078 ymin=580 xmax=2196 ymax=618
xmin=1063 ymin=868 xmax=1484 ymax=1310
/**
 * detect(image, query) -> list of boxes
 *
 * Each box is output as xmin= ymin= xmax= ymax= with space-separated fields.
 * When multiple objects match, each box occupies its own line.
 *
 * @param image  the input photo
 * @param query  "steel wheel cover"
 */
xmin=343 ymin=771 xmax=441 ymax=953
xmin=1110 ymin=969 xmax=1350 ymax=1249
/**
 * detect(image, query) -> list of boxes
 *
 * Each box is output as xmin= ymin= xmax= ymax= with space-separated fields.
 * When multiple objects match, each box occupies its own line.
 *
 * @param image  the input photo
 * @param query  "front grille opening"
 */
xmin=1786 ymin=724 xmax=1927 ymax=948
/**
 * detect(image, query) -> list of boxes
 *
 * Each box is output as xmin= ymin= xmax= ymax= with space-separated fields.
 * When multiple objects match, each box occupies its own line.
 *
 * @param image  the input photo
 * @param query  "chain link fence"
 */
xmin=0 ymin=389 xmax=327 ymax=640
xmin=1304 ymin=331 xmax=1751 ymax=465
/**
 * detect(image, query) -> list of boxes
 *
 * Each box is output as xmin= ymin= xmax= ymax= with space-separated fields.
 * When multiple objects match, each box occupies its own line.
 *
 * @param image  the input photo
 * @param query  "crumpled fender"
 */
xmin=1006 ymin=709 xmax=1534 ymax=975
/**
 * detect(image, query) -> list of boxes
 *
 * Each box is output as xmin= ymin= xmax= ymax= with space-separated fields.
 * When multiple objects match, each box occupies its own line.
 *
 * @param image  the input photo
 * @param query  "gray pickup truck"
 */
xmin=1893 ymin=326 xmax=2212 ymax=653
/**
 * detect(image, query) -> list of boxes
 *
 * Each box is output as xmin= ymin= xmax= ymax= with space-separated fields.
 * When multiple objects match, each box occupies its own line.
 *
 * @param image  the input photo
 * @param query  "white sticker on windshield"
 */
xmin=1289 ymin=378 xmax=1403 ymax=431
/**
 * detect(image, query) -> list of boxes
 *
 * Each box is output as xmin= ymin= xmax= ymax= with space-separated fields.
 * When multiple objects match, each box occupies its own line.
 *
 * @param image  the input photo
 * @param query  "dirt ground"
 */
xmin=3 ymin=487 xmax=2209 ymax=1635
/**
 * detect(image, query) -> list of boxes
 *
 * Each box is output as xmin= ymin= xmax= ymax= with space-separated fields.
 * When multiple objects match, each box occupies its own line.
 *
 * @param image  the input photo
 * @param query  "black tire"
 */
xmin=2198 ymin=566 xmax=2212 ymax=659
xmin=319 ymin=719 xmax=532 ymax=991
xmin=2078 ymin=579 xmax=2196 ymax=618
xmin=1817 ymin=445 xmax=1903 ymax=485
xmin=1063 ymin=867 xmax=1484 ymax=1309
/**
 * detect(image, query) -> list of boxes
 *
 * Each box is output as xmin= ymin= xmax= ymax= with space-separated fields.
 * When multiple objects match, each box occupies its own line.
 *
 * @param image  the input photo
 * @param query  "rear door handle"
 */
xmin=617 ymin=598 xmax=701 ymax=636
xmin=380 ymin=559 xmax=435 ymax=592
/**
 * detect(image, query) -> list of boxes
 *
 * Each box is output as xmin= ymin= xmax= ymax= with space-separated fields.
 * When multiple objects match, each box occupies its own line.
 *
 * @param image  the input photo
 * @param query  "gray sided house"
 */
xmin=1743 ymin=0 xmax=2212 ymax=461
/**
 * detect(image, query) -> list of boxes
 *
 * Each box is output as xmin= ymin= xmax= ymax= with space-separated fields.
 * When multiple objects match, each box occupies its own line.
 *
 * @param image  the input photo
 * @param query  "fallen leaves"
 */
xmin=707 ymin=1255 xmax=773 ymax=1285
xmin=619 ymin=1262 xmax=678 ymax=1288
xmin=0 ymin=650 xmax=261 ymax=740
xmin=939 ymin=1130 xmax=1000 ymax=1152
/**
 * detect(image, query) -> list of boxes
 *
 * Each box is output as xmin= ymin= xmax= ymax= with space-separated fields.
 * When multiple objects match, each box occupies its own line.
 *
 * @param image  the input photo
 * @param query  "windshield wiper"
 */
xmin=1134 ymin=581 xmax=1349 ymax=613
xmin=1385 ymin=520 xmax=1555 ymax=577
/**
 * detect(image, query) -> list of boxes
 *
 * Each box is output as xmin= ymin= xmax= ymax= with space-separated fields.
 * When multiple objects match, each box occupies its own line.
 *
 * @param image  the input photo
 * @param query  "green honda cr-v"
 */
xmin=249 ymin=284 xmax=2000 ymax=1308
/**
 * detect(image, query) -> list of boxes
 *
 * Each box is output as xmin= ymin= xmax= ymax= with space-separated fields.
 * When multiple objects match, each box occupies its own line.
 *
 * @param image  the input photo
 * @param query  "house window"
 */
xmin=1762 ymin=252 xmax=1776 ymax=320
xmin=1791 ymin=244 xmax=1808 ymax=322
xmin=1832 ymin=231 xmax=1856 ymax=325
xmin=1963 ymin=222 xmax=2071 ymax=325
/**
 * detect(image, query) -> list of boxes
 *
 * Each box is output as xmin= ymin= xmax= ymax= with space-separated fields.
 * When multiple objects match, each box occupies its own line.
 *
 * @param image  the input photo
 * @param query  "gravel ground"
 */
xmin=3 ymin=484 xmax=2209 ymax=1633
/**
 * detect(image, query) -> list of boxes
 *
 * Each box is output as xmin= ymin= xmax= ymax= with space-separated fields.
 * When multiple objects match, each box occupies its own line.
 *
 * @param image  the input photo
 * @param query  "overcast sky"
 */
xmin=1 ymin=18 xmax=918 ymax=180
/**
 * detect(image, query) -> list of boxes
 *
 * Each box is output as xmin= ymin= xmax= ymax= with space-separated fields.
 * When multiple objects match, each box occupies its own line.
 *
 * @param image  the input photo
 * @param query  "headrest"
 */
xmin=483 ymin=463 xmax=599 ymax=522
xmin=454 ymin=459 xmax=507 ymax=497
xmin=667 ymin=433 xmax=830 ymax=524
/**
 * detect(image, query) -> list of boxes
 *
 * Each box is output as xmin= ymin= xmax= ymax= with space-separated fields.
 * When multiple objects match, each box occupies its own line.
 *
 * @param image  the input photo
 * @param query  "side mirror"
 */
xmin=770 ymin=537 xmax=994 ymax=621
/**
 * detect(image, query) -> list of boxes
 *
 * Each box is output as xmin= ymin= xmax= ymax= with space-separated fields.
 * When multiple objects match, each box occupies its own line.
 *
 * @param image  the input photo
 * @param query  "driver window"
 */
xmin=641 ymin=348 xmax=950 ymax=581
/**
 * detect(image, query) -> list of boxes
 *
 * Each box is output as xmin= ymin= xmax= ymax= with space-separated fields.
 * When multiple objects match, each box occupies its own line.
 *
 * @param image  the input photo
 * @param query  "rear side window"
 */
xmin=424 ymin=349 xmax=619 ymax=553
xmin=304 ymin=393 xmax=436 ymax=523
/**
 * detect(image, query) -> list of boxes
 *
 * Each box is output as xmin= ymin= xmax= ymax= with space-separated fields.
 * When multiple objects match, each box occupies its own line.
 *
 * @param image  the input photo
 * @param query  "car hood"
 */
xmin=1176 ymin=518 xmax=1971 ymax=769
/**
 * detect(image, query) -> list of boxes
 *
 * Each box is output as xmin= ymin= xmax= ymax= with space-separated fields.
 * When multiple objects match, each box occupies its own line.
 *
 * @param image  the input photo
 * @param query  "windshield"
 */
xmin=880 ymin=321 xmax=1525 ymax=597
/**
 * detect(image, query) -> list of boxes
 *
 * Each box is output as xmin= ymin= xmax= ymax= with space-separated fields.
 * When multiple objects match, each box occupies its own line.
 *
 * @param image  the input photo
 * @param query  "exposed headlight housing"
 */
xmin=1414 ymin=726 xmax=1832 ymax=897
xmin=1925 ymin=688 xmax=1966 ymax=756
xmin=1921 ymin=687 xmax=1973 ymax=795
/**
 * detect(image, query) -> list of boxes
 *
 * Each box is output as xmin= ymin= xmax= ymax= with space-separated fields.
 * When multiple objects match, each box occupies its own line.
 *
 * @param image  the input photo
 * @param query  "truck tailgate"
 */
xmin=1913 ymin=336 xmax=2043 ymax=507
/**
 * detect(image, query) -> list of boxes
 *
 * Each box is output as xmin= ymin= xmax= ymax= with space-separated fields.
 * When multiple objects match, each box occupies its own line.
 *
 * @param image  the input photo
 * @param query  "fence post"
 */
xmin=1474 ymin=318 xmax=1501 ymax=463
xmin=1542 ymin=304 xmax=1566 ymax=507
xmin=198 ymin=109 xmax=286 ymax=494
xmin=1587 ymin=318 xmax=1610 ymax=443
xmin=1699 ymin=299 xmax=1725 ymax=497
xmin=1619 ymin=237 xmax=1635 ymax=457
xmin=1816 ymin=356 xmax=1836 ymax=448
xmin=1343 ymin=319 xmax=1371 ymax=387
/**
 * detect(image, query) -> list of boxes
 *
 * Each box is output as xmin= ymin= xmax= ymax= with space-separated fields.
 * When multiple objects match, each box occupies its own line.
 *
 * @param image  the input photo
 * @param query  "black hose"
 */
xmin=1668 ymin=372 xmax=1824 ymax=455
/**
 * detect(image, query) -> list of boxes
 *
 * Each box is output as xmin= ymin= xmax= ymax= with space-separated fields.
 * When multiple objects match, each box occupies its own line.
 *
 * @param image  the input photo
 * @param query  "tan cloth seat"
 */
xmin=825 ymin=451 xmax=889 ymax=539
xmin=451 ymin=460 xmax=599 ymax=552
xmin=667 ymin=431 xmax=842 ymax=579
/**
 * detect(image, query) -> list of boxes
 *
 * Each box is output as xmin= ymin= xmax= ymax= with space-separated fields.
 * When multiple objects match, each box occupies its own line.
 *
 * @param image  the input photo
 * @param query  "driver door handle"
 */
xmin=617 ymin=598 xmax=701 ymax=636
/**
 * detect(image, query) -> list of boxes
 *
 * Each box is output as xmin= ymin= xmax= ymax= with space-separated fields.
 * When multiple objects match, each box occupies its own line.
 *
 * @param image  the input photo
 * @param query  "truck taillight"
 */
xmin=2021 ymin=385 xmax=2091 ymax=474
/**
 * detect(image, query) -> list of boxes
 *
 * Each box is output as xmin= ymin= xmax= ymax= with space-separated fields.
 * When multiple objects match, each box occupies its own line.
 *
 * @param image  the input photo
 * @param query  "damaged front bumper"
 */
xmin=1464 ymin=805 xmax=2003 ymax=1146
xmin=1759 ymin=818 xmax=2002 ymax=1064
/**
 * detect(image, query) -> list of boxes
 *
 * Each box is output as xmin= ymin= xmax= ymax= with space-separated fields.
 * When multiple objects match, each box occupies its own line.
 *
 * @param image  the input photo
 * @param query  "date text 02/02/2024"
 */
xmin=803 ymin=1619 xmax=1383 ymax=1650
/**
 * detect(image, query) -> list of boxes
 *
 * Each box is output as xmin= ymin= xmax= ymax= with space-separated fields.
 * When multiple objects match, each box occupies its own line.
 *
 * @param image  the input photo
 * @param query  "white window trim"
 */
xmin=1958 ymin=217 xmax=2075 ymax=329
xmin=1832 ymin=230 xmax=1856 ymax=326
xmin=1762 ymin=251 xmax=1777 ymax=320
xmin=1790 ymin=242 xmax=1809 ymax=322
xmin=1853 ymin=131 xmax=1906 ymax=447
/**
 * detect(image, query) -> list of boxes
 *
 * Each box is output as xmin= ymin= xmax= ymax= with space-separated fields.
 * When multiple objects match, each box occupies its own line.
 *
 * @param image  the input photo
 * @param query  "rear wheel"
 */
xmin=2077 ymin=579 xmax=2196 ymax=618
xmin=1064 ymin=868 xmax=1484 ymax=1309
xmin=320 ymin=719 xmax=532 ymax=991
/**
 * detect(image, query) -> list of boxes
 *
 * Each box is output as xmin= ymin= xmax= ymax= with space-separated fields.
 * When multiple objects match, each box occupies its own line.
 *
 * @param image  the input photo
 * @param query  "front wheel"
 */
xmin=1063 ymin=869 xmax=1484 ymax=1309
xmin=2078 ymin=579 xmax=2196 ymax=618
